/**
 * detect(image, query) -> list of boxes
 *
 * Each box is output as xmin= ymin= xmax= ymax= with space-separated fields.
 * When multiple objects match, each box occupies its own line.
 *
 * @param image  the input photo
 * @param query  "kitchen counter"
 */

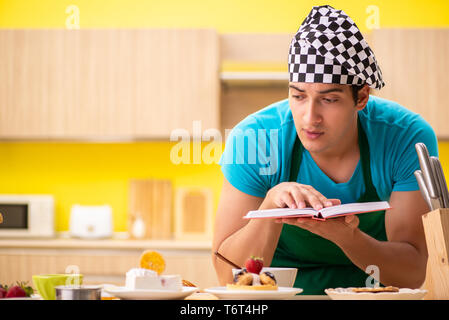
xmin=0 ymin=237 xmax=218 ymax=289
xmin=0 ymin=238 xmax=212 ymax=250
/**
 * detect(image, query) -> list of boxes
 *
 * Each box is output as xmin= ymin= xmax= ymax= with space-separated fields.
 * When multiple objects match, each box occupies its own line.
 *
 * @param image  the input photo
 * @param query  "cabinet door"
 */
xmin=370 ymin=28 xmax=449 ymax=138
xmin=0 ymin=29 xmax=219 ymax=139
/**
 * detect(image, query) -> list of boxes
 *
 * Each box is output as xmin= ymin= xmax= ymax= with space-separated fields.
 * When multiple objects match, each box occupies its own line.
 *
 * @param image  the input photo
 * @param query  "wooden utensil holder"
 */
xmin=422 ymin=208 xmax=449 ymax=299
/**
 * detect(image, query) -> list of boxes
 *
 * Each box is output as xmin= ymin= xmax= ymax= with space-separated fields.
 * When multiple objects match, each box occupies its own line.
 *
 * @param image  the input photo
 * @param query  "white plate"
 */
xmin=204 ymin=287 xmax=303 ymax=300
xmin=325 ymin=287 xmax=428 ymax=300
xmin=103 ymin=286 xmax=198 ymax=300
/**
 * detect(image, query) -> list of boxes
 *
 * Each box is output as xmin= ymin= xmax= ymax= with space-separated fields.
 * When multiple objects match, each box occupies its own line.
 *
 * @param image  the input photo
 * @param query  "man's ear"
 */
xmin=355 ymin=84 xmax=370 ymax=111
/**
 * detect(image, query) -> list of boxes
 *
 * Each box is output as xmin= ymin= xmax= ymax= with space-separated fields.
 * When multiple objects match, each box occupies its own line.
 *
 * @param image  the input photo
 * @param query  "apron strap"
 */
xmin=289 ymin=133 xmax=303 ymax=182
xmin=356 ymin=116 xmax=379 ymax=202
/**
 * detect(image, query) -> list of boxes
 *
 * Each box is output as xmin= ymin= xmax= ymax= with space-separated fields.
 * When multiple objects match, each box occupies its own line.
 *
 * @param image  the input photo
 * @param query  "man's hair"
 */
xmin=351 ymin=84 xmax=365 ymax=105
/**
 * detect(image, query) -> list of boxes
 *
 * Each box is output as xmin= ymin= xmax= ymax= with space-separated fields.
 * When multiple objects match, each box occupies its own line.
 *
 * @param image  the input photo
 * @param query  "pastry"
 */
xmin=351 ymin=286 xmax=399 ymax=293
xmin=226 ymin=257 xmax=278 ymax=291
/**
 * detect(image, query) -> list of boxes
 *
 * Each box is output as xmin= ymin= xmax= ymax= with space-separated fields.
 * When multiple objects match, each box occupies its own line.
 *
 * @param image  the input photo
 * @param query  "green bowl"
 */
xmin=32 ymin=274 xmax=83 ymax=300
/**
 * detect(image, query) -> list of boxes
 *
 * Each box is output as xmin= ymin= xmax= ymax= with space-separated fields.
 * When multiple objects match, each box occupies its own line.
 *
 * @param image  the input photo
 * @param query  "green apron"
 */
xmin=271 ymin=117 xmax=387 ymax=295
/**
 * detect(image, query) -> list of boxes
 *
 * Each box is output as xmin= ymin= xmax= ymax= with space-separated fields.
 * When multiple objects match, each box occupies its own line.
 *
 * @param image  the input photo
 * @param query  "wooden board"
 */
xmin=422 ymin=208 xmax=449 ymax=299
xmin=128 ymin=179 xmax=173 ymax=240
xmin=174 ymin=187 xmax=213 ymax=241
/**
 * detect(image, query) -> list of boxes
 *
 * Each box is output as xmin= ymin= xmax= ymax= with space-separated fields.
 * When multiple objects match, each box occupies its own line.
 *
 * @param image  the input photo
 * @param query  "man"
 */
xmin=212 ymin=5 xmax=438 ymax=295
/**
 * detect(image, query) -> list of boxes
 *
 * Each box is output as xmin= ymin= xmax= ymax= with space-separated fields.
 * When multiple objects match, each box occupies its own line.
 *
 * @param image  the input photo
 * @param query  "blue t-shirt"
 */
xmin=219 ymin=95 xmax=438 ymax=203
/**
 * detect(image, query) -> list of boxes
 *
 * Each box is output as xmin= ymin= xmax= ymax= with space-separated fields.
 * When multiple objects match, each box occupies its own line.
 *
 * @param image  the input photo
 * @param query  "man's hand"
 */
xmin=264 ymin=182 xmax=359 ymax=244
xmin=276 ymin=215 xmax=360 ymax=244
xmin=264 ymin=182 xmax=341 ymax=210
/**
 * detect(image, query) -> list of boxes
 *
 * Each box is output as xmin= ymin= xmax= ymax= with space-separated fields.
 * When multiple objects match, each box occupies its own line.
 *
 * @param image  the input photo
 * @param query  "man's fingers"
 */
xmin=269 ymin=182 xmax=341 ymax=211
xmin=344 ymin=215 xmax=359 ymax=228
xmin=278 ymin=192 xmax=297 ymax=208
xmin=289 ymin=187 xmax=306 ymax=208
xmin=299 ymin=188 xmax=324 ymax=210
xmin=307 ymin=189 xmax=340 ymax=208
xmin=329 ymin=198 xmax=342 ymax=205
xmin=298 ymin=185 xmax=341 ymax=209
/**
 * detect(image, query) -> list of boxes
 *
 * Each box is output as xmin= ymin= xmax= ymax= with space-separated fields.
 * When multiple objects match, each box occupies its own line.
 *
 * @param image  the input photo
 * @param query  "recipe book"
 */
xmin=243 ymin=201 xmax=391 ymax=221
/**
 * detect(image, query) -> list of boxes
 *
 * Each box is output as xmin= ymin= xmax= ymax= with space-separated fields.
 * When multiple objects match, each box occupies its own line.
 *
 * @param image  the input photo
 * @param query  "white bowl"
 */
xmin=232 ymin=267 xmax=298 ymax=287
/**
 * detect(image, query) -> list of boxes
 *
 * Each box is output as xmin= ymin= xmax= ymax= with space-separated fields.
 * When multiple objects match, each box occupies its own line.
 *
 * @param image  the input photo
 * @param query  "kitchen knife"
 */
xmin=415 ymin=143 xmax=441 ymax=210
xmin=414 ymin=170 xmax=433 ymax=211
xmin=429 ymin=157 xmax=444 ymax=208
xmin=415 ymin=143 xmax=440 ymax=200
xmin=431 ymin=156 xmax=449 ymax=208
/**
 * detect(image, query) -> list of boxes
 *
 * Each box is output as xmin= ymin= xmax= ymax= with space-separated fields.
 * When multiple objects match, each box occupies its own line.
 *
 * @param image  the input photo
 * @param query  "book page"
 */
xmin=319 ymin=201 xmax=390 ymax=219
xmin=244 ymin=207 xmax=317 ymax=219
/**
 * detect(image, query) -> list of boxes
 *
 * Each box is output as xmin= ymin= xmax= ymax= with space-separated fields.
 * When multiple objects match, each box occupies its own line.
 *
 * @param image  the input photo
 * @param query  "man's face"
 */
xmin=288 ymin=82 xmax=362 ymax=156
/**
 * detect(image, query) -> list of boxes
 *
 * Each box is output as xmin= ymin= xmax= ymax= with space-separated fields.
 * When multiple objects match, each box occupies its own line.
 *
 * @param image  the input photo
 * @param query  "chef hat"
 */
xmin=288 ymin=5 xmax=385 ymax=90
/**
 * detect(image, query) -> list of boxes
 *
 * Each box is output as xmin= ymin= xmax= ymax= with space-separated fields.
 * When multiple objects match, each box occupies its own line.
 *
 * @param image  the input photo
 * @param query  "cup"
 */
xmin=232 ymin=267 xmax=297 ymax=287
xmin=32 ymin=274 xmax=83 ymax=300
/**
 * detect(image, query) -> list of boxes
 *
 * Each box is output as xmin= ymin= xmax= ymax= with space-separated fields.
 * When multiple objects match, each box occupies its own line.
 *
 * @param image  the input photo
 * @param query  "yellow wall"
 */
xmin=1 ymin=0 xmax=449 ymax=31
xmin=0 ymin=142 xmax=223 ymax=232
xmin=1 ymin=0 xmax=449 ymax=232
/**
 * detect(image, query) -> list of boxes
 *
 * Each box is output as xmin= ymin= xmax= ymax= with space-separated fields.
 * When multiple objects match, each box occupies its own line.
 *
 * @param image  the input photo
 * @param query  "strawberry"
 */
xmin=16 ymin=281 xmax=34 ymax=297
xmin=5 ymin=285 xmax=26 ymax=298
xmin=0 ymin=286 xmax=6 ymax=299
xmin=245 ymin=256 xmax=264 ymax=274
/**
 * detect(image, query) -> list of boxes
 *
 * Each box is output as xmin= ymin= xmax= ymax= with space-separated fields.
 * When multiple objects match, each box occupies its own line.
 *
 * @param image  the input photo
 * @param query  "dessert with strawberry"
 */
xmin=227 ymin=256 xmax=278 ymax=291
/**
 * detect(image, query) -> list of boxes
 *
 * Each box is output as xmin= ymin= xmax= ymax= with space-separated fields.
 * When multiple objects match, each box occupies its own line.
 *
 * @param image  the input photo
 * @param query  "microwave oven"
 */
xmin=0 ymin=194 xmax=54 ymax=238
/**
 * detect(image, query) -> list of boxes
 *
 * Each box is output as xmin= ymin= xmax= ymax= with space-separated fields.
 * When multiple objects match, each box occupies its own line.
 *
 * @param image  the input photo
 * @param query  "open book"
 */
xmin=243 ymin=201 xmax=391 ymax=221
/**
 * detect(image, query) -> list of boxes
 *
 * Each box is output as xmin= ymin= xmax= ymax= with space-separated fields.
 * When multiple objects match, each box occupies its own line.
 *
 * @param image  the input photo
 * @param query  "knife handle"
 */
xmin=415 ymin=143 xmax=439 ymax=199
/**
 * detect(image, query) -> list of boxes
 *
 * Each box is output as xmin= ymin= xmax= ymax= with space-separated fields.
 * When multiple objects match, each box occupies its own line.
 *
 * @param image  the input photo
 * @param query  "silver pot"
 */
xmin=55 ymin=285 xmax=102 ymax=300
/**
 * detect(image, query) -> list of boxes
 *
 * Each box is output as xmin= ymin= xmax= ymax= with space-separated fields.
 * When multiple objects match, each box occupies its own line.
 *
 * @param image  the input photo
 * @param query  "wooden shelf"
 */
xmin=220 ymin=71 xmax=288 ymax=86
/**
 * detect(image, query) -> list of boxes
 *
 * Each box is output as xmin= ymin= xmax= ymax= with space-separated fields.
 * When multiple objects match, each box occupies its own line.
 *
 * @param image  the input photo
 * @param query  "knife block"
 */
xmin=421 ymin=208 xmax=449 ymax=299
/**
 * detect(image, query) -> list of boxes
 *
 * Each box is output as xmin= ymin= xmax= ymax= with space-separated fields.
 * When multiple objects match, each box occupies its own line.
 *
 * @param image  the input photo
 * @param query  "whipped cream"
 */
xmin=251 ymin=273 xmax=261 ymax=285
xmin=125 ymin=268 xmax=182 ymax=291
xmin=126 ymin=268 xmax=158 ymax=278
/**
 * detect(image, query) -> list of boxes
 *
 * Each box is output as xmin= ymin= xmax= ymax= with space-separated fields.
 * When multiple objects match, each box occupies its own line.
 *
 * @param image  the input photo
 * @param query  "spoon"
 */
xmin=214 ymin=251 xmax=242 ymax=269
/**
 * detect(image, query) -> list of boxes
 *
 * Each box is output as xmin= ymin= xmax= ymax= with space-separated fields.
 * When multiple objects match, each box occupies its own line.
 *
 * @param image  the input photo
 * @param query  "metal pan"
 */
xmin=55 ymin=285 xmax=102 ymax=300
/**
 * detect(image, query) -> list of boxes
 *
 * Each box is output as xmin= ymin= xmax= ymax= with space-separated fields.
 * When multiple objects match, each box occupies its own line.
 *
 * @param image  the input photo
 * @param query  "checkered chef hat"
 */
xmin=288 ymin=5 xmax=385 ymax=89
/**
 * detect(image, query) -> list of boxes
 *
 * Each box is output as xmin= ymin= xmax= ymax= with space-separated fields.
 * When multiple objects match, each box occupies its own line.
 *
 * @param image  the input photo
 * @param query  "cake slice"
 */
xmin=125 ymin=268 xmax=182 ymax=291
